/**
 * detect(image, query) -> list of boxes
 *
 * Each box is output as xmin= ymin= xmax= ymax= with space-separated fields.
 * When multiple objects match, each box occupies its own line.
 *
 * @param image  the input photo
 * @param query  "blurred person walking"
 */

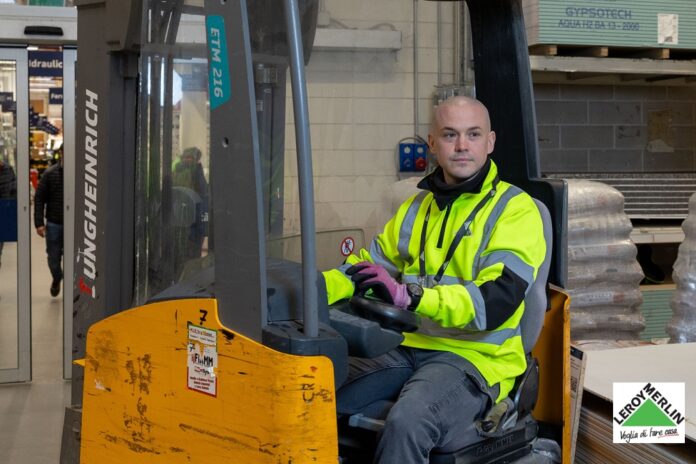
xmin=34 ymin=156 xmax=63 ymax=297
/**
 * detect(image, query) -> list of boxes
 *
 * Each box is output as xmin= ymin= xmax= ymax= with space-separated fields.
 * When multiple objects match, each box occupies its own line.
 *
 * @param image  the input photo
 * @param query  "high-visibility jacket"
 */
xmin=323 ymin=160 xmax=546 ymax=401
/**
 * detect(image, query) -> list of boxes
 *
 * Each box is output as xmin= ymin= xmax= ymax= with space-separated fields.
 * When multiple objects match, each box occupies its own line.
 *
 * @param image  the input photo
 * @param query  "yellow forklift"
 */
xmin=60 ymin=0 xmax=570 ymax=462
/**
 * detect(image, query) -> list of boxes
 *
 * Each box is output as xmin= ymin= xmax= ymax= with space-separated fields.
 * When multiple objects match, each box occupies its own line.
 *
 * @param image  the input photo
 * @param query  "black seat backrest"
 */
xmin=520 ymin=199 xmax=552 ymax=354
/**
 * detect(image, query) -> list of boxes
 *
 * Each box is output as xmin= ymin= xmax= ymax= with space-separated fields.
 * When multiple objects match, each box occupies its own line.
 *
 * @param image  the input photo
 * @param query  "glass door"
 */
xmin=62 ymin=47 xmax=75 ymax=379
xmin=0 ymin=47 xmax=31 ymax=383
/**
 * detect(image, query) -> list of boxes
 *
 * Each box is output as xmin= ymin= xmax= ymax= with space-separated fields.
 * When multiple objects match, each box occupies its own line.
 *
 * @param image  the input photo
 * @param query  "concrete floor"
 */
xmin=0 ymin=232 xmax=71 ymax=464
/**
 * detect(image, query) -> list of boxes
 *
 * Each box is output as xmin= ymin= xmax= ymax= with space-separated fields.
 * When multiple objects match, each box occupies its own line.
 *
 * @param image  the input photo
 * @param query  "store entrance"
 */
xmin=0 ymin=45 xmax=75 ymax=384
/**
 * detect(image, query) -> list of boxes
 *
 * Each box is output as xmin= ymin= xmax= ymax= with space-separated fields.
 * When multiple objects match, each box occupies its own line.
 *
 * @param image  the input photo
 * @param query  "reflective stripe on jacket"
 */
xmin=323 ymin=161 xmax=546 ymax=401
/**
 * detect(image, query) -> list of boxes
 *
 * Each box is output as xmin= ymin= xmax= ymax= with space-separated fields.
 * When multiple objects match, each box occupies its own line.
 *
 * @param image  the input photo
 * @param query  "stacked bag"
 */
xmin=668 ymin=193 xmax=696 ymax=343
xmin=566 ymin=180 xmax=645 ymax=340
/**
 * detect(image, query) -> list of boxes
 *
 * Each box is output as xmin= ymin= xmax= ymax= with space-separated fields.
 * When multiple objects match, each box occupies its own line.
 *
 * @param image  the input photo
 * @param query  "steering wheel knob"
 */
xmin=349 ymin=295 xmax=421 ymax=333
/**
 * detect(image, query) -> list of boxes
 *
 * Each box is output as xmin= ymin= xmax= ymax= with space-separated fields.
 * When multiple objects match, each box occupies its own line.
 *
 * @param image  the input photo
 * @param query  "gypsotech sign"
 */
xmin=613 ymin=382 xmax=685 ymax=444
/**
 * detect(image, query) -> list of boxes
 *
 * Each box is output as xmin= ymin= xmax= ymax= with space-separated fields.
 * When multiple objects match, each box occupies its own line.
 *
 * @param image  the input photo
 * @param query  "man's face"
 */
xmin=428 ymin=101 xmax=496 ymax=185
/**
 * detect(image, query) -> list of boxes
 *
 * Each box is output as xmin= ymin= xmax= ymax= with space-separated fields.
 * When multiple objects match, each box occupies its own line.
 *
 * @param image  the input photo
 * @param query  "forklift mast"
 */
xmin=62 ymin=0 xmax=567 ymax=461
xmin=64 ymin=0 xmax=322 ymax=460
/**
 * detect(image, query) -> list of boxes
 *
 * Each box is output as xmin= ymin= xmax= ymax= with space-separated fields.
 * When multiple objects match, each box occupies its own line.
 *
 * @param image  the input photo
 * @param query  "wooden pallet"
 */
xmin=529 ymin=44 xmax=696 ymax=61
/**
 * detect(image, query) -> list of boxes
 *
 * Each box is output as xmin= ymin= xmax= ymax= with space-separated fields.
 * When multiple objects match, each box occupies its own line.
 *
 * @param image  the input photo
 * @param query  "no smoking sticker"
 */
xmin=340 ymin=237 xmax=355 ymax=257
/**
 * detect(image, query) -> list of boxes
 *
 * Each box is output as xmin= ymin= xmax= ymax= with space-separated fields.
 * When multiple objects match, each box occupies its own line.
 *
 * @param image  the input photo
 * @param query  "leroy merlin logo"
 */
xmin=613 ymin=382 xmax=685 ymax=444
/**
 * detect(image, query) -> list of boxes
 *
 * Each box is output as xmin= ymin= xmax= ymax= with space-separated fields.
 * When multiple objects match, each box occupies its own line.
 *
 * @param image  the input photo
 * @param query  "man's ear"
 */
xmin=427 ymin=133 xmax=436 ymax=152
xmin=487 ymin=130 xmax=496 ymax=154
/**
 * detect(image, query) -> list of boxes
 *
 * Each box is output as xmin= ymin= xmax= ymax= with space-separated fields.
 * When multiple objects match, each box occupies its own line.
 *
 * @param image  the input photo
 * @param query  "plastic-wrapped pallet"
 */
xmin=567 ymin=180 xmax=645 ymax=340
xmin=668 ymin=193 xmax=696 ymax=343
xmin=389 ymin=176 xmax=421 ymax=215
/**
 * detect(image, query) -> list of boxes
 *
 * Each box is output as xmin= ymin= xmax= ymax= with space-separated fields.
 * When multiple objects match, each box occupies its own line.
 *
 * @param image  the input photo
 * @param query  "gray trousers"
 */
xmin=45 ymin=221 xmax=63 ymax=282
xmin=337 ymin=346 xmax=499 ymax=464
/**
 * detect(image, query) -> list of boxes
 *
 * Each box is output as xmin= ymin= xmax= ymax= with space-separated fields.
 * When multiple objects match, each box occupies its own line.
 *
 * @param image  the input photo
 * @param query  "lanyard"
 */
xmin=418 ymin=176 xmax=499 ymax=286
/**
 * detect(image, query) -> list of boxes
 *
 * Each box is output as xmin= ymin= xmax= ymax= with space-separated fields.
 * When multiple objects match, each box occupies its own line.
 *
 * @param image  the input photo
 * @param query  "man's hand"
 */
xmin=36 ymin=226 xmax=46 ymax=238
xmin=346 ymin=262 xmax=411 ymax=309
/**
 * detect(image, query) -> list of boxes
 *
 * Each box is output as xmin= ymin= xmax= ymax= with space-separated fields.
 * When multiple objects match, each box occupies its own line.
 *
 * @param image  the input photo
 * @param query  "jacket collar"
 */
xmin=417 ymin=158 xmax=497 ymax=210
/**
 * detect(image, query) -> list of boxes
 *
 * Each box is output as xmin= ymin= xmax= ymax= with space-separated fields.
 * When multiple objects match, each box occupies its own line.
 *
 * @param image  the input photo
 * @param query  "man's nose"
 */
xmin=455 ymin=135 xmax=467 ymax=151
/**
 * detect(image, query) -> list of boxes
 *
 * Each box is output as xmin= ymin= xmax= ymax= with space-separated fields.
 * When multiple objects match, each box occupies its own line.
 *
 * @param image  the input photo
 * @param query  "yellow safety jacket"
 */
xmin=323 ymin=160 xmax=546 ymax=401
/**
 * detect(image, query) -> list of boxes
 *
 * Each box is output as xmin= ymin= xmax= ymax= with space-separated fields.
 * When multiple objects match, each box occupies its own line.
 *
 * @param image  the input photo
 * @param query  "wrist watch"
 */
xmin=406 ymin=283 xmax=424 ymax=311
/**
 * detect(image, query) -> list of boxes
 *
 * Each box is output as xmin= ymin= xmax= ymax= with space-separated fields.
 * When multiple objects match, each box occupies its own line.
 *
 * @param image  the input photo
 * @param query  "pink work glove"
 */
xmin=346 ymin=262 xmax=411 ymax=309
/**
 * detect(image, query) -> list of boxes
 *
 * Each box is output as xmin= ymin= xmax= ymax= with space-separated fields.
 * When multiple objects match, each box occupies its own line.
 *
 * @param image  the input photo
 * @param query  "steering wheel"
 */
xmin=349 ymin=295 xmax=421 ymax=333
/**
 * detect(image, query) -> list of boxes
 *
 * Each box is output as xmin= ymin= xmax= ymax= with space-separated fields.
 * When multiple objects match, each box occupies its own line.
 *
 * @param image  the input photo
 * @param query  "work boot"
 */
xmin=50 ymin=279 xmax=60 ymax=297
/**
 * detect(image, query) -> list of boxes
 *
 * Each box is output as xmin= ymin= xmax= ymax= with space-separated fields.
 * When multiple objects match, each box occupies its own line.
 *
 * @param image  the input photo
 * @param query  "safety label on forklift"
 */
xmin=187 ymin=324 xmax=218 ymax=396
xmin=206 ymin=15 xmax=231 ymax=110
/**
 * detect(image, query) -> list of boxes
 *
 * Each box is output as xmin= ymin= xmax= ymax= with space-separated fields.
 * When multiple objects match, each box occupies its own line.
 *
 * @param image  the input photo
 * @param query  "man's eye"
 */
xmin=443 ymin=132 xmax=457 ymax=139
xmin=468 ymin=131 xmax=481 ymax=139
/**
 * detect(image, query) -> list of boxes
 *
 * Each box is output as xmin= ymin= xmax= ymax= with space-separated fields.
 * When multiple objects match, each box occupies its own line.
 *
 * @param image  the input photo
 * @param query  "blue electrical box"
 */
xmin=399 ymin=143 xmax=414 ymax=171
xmin=399 ymin=143 xmax=428 ymax=172
xmin=413 ymin=144 xmax=427 ymax=171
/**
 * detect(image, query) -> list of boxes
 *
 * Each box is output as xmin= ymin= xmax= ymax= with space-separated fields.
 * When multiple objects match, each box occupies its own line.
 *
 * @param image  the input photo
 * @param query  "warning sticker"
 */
xmin=189 ymin=324 xmax=217 ymax=345
xmin=340 ymin=236 xmax=355 ymax=257
xmin=187 ymin=324 xmax=218 ymax=396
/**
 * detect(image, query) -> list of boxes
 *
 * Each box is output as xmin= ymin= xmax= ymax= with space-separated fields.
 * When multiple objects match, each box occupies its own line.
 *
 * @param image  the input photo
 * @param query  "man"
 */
xmin=172 ymin=146 xmax=209 ymax=269
xmin=323 ymin=96 xmax=546 ymax=463
xmin=34 ymin=157 xmax=64 ymax=297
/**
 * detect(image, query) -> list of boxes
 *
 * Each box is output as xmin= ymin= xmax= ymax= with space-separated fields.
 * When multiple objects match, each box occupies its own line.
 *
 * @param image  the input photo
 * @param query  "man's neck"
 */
xmin=419 ymin=158 xmax=492 ymax=209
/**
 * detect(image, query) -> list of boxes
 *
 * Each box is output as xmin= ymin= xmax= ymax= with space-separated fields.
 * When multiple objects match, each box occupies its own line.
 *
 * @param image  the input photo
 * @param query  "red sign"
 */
xmin=340 ymin=237 xmax=355 ymax=257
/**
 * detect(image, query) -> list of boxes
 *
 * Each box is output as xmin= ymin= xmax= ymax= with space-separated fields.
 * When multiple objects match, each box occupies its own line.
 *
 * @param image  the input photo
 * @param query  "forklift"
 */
xmin=60 ymin=0 xmax=569 ymax=462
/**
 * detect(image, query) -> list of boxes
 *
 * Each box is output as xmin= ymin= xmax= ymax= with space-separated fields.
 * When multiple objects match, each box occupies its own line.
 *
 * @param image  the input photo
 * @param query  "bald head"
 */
xmin=431 ymin=96 xmax=491 ymax=133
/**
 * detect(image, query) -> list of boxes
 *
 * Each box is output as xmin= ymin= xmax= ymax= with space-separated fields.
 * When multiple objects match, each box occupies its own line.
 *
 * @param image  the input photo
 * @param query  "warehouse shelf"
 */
xmin=530 ymin=55 xmax=696 ymax=78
